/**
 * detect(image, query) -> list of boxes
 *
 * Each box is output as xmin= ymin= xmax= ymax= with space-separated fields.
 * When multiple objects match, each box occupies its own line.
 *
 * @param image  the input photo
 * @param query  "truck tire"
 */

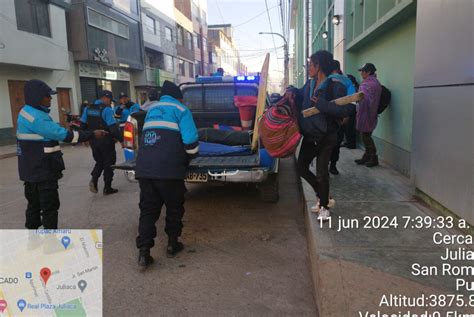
xmin=259 ymin=173 xmax=279 ymax=203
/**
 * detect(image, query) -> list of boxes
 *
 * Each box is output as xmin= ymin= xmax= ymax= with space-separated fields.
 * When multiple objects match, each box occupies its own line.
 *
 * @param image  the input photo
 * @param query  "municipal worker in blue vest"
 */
xmin=80 ymin=90 xmax=123 ymax=195
xmin=114 ymin=92 xmax=140 ymax=130
xmin=135 ymin=81 xmax=199 ymax=269
xmin=17 ymin=79 xmax=108 ymax=229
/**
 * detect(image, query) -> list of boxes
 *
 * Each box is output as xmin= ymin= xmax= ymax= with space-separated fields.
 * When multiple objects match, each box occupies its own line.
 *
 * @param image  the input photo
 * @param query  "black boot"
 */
xmin=329 ymin=162 xmax=339 ymax=175
xmin=365 ymin=155 xmax=379 ymax=167
xmin=138 ymin=248 xmax=154 ymax=269
xmin=167 ymin=236 xmax=184 ymax=257
xmin=355 ymin=154 xmax=369 ymax=165
xmin=103 ymin=186 xmax=118 ymax=195
xmin=89 ymin=178 xmax=98 ymax=193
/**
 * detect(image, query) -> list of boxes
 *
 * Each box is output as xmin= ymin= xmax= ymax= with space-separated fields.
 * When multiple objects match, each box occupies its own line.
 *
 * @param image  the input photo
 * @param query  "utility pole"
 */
xmin=259 ymin=32 xmax=289 ymax=89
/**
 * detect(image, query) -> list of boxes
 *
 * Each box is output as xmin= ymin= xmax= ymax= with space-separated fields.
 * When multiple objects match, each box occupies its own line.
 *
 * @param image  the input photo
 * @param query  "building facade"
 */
xmin=175 ymin=0 xmax=195 ymax=83
xmin=290 ymin=0 xmax=473 ymax=223
xmin=134 ymin=0 xmax=178 ymax=104
xmin=67 ymin=0 xmax=144 ymax=104
xmin=208 ymin=24 xmax=240 ymax=76
xmin=0 ymin=0 xmax=75 ymax=145
xmin=191 ymin=0 xmax=209 ymax=76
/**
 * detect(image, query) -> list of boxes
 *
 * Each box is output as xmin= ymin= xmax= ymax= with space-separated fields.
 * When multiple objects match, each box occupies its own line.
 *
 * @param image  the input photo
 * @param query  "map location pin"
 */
xmin=17 ymin=299 xmax=26 ymax=312
xmin=0 ymin=299 xmax=7 ymax=313
xmin=78 ymin=280 xmax=87 ymax=293
xmin=40 ymin=267 xmax=51 ymax=285
xmin=61 ymin=236 xmax=71 ymax=249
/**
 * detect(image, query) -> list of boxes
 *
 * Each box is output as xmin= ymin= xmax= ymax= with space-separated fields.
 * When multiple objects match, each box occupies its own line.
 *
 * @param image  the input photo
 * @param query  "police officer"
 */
xmin=114 ymin=92 xmax=140 ymax=131
xmin=135 ymin=80 xmax=199 ymax=269
xmin=80 ymin=90 xmax=123 ymax=195
xmin=17 ymin=79 xmax=107 ymax=229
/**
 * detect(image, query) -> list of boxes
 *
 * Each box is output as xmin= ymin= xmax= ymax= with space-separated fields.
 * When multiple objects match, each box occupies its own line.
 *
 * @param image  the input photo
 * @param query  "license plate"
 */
xmin=186 ymin=172 xmax=208 ymax=183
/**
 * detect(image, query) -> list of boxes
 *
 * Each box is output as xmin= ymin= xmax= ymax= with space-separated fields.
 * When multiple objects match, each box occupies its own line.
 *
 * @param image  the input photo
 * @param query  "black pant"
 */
xmin=361 ymin=132 xmax=377 ymax=156
xmin=330 ymin=128 xmax=345 ymax=164
xmin=90 ymin=140 xmax=116 ymax=187
xmin=24 ymin=180 xmax=59 ymax=229
xmin=136 ymin=179 xmax=187 ymax=250
xmin=297 ymin=134 xmax=337 ymax=208
xmin=343 ymin=113 xmax=357 ymax=147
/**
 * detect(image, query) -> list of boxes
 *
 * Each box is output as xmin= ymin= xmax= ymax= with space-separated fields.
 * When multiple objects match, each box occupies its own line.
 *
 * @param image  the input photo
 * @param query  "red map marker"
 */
xmin=40 ymin=267 xmax=51 ymax=285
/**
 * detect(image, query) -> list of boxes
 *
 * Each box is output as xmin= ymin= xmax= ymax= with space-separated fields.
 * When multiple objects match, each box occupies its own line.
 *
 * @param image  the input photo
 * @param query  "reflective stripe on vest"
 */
xmin=143 ymin=121 xmax=180 ymax=131
xmin=44 ymin=145 xmax=61 ymax=153
xmin=19 ymin=109 xmax=35 ymax=123
xmin=71 ymin=131 xmax=79 ymax=144
xmin=17 ymin=133 xmax=44 ymax=140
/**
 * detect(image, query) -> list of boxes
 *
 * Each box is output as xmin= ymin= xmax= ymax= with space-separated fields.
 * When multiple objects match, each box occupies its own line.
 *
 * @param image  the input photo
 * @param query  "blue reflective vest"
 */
xmin=16 ymin=105 xmax=84 ymax=182
xmin=135 ymin=95 xmax=199 ymax=180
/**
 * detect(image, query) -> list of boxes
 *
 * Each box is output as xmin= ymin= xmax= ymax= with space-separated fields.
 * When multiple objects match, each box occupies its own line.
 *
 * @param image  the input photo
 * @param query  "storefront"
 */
xmin=78 ymin=62 xmax=131 ymax=103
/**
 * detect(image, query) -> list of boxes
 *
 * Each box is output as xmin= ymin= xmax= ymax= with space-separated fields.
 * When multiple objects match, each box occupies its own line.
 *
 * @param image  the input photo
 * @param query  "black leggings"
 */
xmin=297 ymin=134 xmax=337 ymax=208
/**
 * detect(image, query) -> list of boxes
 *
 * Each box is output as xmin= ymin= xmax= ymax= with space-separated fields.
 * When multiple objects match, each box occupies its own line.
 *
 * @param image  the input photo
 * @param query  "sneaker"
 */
xmin=138 ymin=249 xmax=154 ymax=269
xmin=317 ymin=207 xmax=331 ymax=221
xmin=312 ymin=198 xmax=336 ymax=212
xmin=103 ymin=187 xmax=118 ymax=195
xmin=89 ymin=179 xmax=98 ymax=193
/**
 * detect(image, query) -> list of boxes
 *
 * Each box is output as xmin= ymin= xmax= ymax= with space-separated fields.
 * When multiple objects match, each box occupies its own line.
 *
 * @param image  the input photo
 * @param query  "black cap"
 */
xmin=148 ymin=88 xmax=159 ymax=101
xmin=358 ymin=63 xmax=377 ymax=74
xmin=101 ymin=90 xmax=114 ymax=99
xmin=24 ymin=80 xmax=57 ymax=107
xmin=161 ymin=80 xmax=183 ymax=100
xmin=119 ymin=92 xmax=128 ymax=98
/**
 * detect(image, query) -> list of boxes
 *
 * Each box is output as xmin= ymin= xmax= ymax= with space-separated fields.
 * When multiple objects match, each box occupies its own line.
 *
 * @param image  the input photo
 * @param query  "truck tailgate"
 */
xmin=113 ymin=154 xmax=260 ymax=171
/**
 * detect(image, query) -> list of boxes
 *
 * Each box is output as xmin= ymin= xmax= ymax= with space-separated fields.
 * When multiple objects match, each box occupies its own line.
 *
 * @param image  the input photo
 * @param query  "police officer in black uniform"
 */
xmin=134 ymin=81 xmax=199 ymax=269
xmin=80 ymin=90 xmax=123 ymax=195
xmin=16 ymin=79 xmax=107 ymax=229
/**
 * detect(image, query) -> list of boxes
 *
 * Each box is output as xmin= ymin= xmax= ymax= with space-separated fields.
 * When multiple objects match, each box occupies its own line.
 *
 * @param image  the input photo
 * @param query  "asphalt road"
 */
xmin=0 ymin=145 xmax=316 ymax=316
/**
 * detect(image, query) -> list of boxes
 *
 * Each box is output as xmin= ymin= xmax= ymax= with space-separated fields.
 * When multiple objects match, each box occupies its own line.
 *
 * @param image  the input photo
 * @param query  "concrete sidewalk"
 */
xmin=0 ymin=144 xmax=16 ymax=159
xmin=301 ymin=148 xmax=472 ymax=316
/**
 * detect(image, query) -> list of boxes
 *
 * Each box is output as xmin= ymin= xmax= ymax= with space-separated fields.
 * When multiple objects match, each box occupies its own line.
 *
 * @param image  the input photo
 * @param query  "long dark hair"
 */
xmin=309 ymin=50 xmax=334 ymax=76
xmin=347 ymin=74 xmax=360 ymax=91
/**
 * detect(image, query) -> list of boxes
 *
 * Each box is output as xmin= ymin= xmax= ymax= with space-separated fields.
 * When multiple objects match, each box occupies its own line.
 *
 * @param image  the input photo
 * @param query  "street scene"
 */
xmin=0 ymin=0 xmax=473 ymax=316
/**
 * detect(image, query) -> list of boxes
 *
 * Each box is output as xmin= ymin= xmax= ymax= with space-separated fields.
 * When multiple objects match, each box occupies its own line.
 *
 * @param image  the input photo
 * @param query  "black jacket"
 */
xmin=296 ymin=78 xmax=356 ymax=142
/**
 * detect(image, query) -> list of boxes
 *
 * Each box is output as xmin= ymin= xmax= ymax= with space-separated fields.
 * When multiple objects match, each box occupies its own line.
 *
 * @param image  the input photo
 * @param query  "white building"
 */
xmin=0 ymin=0 xmax=78 ymax=145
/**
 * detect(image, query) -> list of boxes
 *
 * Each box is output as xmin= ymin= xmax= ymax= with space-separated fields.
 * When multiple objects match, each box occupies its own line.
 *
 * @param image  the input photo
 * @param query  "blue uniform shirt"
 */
xmin=17 ymin=105 xmax=69 ymax=142
xmin=80 ymin=100 xmax=117 ymax=126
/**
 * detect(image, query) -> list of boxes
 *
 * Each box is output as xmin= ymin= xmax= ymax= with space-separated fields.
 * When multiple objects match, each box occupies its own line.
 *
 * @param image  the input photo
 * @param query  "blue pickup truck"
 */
xmin=113 ymin=76 xmax=279 ymax=202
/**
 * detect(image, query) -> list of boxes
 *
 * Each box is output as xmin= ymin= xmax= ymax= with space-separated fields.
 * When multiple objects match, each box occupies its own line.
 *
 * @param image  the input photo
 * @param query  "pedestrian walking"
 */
xmin=17 ymin=79 xmax=107 ymax=229
xmin=328 ymin=60 xmax=356 ymax=175
xmin=134 ymin=80 xmax=199 ymax=269
xmin=80 ymin=90 xmax=123 ymax=195
xmin=296 ymin=51 xmax=356 ymax=221
xmin=354 ymin=63 xmax=382 ymax=167
xmin=341 ymin=74 xmax=359 ymax=149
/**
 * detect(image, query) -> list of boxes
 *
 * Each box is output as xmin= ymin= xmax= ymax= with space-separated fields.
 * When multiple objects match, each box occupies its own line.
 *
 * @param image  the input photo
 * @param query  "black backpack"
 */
xmin=378 ymin=85 xmax=391 ymax=114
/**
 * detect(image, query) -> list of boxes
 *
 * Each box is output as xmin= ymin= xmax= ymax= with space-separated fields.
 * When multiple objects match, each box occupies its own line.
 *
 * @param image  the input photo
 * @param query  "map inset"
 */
xmin=0 ymin=230 xmax=102 ymax=317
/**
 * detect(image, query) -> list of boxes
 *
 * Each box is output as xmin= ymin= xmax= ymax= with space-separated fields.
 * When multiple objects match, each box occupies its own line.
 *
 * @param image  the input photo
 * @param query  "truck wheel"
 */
xmin=259 ymin=173 xmax=279 ymax=203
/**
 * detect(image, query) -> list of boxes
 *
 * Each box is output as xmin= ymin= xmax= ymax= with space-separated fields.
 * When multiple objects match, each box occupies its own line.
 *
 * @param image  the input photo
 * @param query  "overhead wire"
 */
xmin=264 ymin=0 xmax=280 ymax=72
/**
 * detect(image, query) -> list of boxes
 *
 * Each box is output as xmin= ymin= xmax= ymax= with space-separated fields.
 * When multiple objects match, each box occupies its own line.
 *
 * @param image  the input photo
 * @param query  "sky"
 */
xmin=206 ymin=0 xmax=291 ymax=91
